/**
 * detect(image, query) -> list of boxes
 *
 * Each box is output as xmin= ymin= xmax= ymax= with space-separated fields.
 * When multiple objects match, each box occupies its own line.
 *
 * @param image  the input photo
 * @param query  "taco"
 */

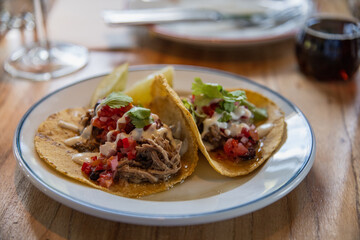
xmin=34 ymin=76 xmax=198 ymax=198
xmin=181 ymin=78 xmax=286 ymax=177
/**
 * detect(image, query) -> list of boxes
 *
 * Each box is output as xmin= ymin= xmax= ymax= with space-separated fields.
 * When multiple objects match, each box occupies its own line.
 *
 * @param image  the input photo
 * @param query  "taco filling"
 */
xmin=182 ymin=78 xmax=285 ymax=176
xmin=59 ymin=92 xmax=182 ymax=188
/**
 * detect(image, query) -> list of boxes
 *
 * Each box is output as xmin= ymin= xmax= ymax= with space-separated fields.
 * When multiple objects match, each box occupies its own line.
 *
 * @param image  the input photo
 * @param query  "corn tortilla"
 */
xmin=175 ymin=86 xmax=286 ymax=177
xmin=34 ymin=76 xmax=198 ymax=198
xmin=203 ymin=89 xmax=286 ymax=177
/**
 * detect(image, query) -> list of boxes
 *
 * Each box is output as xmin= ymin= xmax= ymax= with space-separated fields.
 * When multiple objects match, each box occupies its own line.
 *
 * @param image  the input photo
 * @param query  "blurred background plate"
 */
xmin=129 ymin=0 xmax=315 ymax=46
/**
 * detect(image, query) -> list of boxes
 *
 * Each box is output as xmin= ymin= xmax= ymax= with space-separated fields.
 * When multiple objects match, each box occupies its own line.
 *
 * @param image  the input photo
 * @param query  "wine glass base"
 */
xmin=4 ymin=42 xmax=89 ymax=81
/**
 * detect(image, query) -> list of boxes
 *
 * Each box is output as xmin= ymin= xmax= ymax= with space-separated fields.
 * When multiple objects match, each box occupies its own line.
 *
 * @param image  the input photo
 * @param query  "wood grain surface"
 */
xmin=1 ymin=0 xmax=359 ymax=239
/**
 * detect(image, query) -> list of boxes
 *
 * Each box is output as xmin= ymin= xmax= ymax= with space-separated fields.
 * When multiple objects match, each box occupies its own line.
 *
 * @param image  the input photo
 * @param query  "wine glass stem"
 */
xmin=33 ymin=0 xmax=50 ymax=60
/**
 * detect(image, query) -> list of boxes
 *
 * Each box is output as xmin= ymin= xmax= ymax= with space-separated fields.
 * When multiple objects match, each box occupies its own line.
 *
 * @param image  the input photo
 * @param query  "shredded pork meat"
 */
xmin=73 ymin=108 xmax=183 ymax=185
xmin=202 ymin=125 xmax=227 ymax=149
xmin=117 ymin=135 xmax=182 ymax=183
xmin=71 ymin=139 xmax=99 ymax=152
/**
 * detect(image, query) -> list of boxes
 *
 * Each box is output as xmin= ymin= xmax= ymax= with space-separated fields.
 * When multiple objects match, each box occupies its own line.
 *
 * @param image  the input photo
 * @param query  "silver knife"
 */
xmin=102 ymin=7 xmax=302 ymax=27
xmin=103 ymin=8 xmax=226 ymax=26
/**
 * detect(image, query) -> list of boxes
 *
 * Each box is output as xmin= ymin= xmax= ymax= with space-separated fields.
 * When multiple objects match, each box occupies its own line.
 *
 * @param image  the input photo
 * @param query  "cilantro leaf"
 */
xmin=227 ymin=90 xmax=246 ymax=98
xmin=221 ymin=101 xmax=235 ymax=113
xmin=192 ymin=78 xmax=223 ymax=98
xmin=101 ymin=92 xmax=132 ymax=109
xmin=215 ymin=107 xmax=223 ymax=114
xmin=218 ymin=112 xmax=232 ymax=122
xmin=127 ymin=107 xmax=153 ymax=128
xmin=190 ymin=78 xmax=268 ymax=122
xmin=223 ymin=90 xmax=246 ymax=103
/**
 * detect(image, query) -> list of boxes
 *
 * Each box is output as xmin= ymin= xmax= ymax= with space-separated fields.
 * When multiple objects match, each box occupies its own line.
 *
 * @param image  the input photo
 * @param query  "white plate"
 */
xmin=129 ymin=0 xmax=314 ymax=46
xmin=13 ymin=65 xmax=315 ymax=226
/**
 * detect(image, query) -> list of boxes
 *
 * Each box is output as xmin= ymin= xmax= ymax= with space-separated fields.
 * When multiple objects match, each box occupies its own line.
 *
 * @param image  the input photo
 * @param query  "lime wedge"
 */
xmin=90 ymin=63 xmax=129 ymax=107
xmin=125 ymin=66 xmax=174 ymax=106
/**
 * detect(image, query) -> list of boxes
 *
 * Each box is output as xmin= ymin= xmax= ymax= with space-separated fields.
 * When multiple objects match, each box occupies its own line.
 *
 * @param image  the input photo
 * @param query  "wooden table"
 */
xmin=1 ymin=0 xmax=359 ymax=239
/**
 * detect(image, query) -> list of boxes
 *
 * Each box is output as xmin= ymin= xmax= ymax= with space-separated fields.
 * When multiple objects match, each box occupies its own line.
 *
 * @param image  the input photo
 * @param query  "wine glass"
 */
xmin=3 ymin=0 xmax=89 ymax=81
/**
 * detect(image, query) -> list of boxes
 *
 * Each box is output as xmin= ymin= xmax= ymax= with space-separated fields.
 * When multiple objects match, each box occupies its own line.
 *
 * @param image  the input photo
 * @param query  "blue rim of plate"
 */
xmin=13 ymin=64 xmax=315 ymax=223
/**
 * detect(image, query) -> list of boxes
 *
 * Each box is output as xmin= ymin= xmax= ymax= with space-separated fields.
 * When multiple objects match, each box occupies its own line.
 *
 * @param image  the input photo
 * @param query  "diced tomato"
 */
xmin=98 ymin=104 xmax=132 ymax=118
xmin=117 ymin=116 xmax=135 ymax=134
xmin=241 ymin=127 xmax=250 ymax=138
xmin=202 ymin=103 xmax=218 ymax=117
xmin=249 ymin=128 xmax=259 ymax=141
xmin=99 ymin=178 xmax=113 ymax=188
xmin=143 ymin=124 xmax=151 ymax=131
xmin=117 ymin=152 xmax=124 ymax=159
xmin=123 ymin=138 xmax=136 ymax=149
xmin=240 ymin=125 xmax=258 ymax=141
xmin=92 ymin=118 xmax=102 ymax=128
xmin=118 ymin=138 xmax=137 ymax=160
xmin=117 ymin=138 xmax=123 ymax=149
xmin=94 ymin=163 xmax=104 ymax=171
xmin=128 ymin=139 xmax=137 ymax=151
xmin=127 ymin=150 xmax=136 ymax=160
xmin=202 ymin=106 xmax=213 ymax=117
xmin=108 ymin=155 xmax=118 ymax=172
xmin=81 ymin=162 xmax=92 ymax=176
xmin=234 ymin=143 xmax=248 ymax=156
xmin=122 ymin=138 xmax=130 ymax=148
xmin=92 ymin=104 xmax=133 ymax=139
xmin=97 ymin=172 xmax=113 ymax=188
xmin=99 ymin=116 xmax=109 ymax=122
xmin=90 ymin=158 xmax=102 ymax=167
xmin=124 ymin=122 xmax=135 ymax=134
xmin=224 ymin=138 xmax=248 ymax=157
